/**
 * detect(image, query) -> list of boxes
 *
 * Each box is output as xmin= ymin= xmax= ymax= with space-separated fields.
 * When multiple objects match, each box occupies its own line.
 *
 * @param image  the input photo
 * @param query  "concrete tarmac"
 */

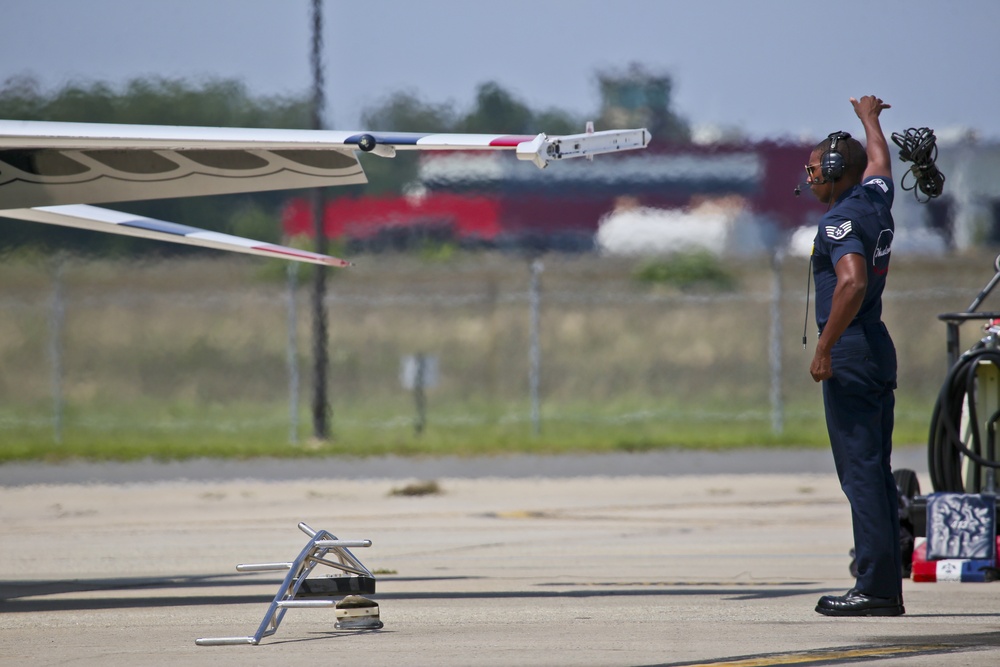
xmin=1 ymin=447 xmax=998 ymax=666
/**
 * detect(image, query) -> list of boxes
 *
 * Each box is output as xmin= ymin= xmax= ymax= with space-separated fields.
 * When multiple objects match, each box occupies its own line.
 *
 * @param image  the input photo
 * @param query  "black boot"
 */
xmin=815 ymin=589 xmax=905 ymax=616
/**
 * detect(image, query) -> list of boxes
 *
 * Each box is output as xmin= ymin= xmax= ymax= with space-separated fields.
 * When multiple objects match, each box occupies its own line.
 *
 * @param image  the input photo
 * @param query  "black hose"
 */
xmin=891 ymin=127 xmax=946 ymax=203
xmin=927 ymin=344 xmax=1000 ymax=492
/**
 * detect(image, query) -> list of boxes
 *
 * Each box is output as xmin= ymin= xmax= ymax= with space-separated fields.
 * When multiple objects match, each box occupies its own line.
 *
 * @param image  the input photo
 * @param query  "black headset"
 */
xmin=820 ymin=131 xmax=851 ymax=181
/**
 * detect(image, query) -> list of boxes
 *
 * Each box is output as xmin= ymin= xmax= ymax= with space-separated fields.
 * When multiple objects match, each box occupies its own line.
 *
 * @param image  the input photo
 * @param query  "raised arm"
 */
xmin=851 ymin=95 xmax=892 ymax=180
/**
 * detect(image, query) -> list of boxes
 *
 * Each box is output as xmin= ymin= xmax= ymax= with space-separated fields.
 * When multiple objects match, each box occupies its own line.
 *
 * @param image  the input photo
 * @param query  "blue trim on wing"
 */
xmin=343 ymin=133 xmax=426 ymax=146
xmin=119 ymin=218 xmax=204 ymax=236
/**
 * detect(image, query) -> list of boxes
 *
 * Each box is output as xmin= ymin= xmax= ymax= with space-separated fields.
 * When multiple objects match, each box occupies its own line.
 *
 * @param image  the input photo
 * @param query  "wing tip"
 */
xmin=268 ymin=247 xmax=353 ymax=267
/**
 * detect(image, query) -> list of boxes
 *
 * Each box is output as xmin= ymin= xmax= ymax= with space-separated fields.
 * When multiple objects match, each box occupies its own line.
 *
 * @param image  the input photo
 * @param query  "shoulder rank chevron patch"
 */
xmin=825 ymin=220 xmax=853 ymax=240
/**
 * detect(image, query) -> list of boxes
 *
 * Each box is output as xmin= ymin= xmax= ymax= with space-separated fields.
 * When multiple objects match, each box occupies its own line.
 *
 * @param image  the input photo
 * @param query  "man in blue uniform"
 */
xmin=806 ymin=95 xmax=904 ymax=616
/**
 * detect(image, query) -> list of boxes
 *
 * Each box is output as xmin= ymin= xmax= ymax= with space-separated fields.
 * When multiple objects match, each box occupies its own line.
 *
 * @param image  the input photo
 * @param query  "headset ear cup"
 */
xmin=821 ymin=150 xmax=845 ymax=181
xmin=821 ymin=131 xmax=850 ymax=181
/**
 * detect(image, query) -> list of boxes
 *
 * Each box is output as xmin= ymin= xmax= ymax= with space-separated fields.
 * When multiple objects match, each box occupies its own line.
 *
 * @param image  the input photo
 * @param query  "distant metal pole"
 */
xmin=309 ymin=0 xmax=331 ymax=439
xmin=286 ymin=262 xmax=300 ymax=444
xmin=528 ymin=258 xmax=544 ymax=435
xmin=49 ymin=255 xmax=65 ymax=444
xmin=414 ymin=353 xmax=427 ymax=436
xmin=769 ymin=249 xmax=784 ymax=435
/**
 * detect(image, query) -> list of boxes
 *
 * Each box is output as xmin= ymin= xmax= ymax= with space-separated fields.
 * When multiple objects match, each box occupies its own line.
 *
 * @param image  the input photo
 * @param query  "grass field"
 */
xmin=1 ymin=248 xmax=997 ymax=462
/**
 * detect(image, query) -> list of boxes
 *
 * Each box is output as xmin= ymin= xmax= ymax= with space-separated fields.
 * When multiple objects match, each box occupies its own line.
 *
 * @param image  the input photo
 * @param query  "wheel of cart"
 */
xmin=894 ymin=468 xmax=921 ymax=577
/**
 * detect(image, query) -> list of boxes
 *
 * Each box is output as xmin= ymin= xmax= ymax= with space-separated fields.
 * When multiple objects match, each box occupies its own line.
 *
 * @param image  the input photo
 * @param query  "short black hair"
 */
xmin=813 ymin=135 xmax=868 ymax=182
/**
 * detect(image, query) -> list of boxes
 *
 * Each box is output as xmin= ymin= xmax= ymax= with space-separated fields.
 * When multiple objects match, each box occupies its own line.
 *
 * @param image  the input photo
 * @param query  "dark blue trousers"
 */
xmin=822 ymin=321 xmax=902 ymax=600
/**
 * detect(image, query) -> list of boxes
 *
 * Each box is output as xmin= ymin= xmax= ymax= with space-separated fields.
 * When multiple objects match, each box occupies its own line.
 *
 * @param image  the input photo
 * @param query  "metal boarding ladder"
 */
xmin=196 ymin=522 xmax=381 ymax=646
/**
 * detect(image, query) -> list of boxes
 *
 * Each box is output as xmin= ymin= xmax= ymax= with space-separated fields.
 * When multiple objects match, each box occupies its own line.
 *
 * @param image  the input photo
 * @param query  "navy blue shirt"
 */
xmin=812 ymin=175 xmax=895 ymax=331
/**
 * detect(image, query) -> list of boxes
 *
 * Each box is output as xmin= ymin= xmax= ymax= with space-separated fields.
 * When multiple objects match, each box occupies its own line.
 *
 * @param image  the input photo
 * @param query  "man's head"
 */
xmin=805 ymin=132 xmax=867 ymax=203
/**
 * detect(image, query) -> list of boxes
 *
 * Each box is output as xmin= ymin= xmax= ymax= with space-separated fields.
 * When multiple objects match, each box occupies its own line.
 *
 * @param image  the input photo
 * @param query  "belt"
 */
xmin=818 ymin=320 xmax=885 ymax=337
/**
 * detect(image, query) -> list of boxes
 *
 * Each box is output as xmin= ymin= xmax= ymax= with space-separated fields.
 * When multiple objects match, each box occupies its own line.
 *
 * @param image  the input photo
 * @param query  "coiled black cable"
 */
xmin=927 ymin=342 xmax=1000 ymax=492
xmin=891 ymin=127 xmax=946 ymax=203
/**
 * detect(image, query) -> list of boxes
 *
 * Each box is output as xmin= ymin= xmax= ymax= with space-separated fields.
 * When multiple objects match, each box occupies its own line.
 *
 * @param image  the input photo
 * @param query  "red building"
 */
xmin=282 ymin=139 xmax=822 ymax=252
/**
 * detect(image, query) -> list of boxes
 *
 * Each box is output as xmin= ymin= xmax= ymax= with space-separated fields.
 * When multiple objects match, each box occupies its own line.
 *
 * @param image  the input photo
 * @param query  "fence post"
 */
xmin=414 ymin=353 xmax=427 ymax=436
xmin=49 ymin=255 xmax=65 ymax=444
xmin=528 ymin=258 xmax=544 ymax=436
xmin=769 ymin=249 xmax=784 ymax=435
xmin=286 ymin=262 xmax=300 ymax=445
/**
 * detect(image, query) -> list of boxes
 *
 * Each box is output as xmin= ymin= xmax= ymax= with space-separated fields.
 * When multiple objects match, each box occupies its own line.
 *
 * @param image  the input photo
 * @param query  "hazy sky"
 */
xmin=2 ymin=0 xmax=998 ymax=142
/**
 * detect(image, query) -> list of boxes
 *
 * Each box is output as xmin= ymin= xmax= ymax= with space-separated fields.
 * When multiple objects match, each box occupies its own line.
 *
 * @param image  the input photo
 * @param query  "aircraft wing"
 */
xmin=1 ymin=204 xmax=350 ymax=266
xmin=0 ymin=120 xmax=370 ymax=209
xmin=0 ymin=119 xmax=650 ymax=264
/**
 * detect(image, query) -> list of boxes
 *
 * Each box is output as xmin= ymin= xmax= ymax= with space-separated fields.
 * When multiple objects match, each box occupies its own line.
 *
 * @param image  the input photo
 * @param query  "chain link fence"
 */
xmin=2 ymin=250 xmax=997 ymax=451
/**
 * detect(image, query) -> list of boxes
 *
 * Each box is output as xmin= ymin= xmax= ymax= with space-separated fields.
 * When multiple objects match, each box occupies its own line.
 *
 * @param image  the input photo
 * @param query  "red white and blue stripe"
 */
xmin=911 ymin=537 xmax=1000 ymax=582
xmin=0 ymin=120 xmax=538 ymax=152
xmin=342 ymin=132 xmax=538 ymax=149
